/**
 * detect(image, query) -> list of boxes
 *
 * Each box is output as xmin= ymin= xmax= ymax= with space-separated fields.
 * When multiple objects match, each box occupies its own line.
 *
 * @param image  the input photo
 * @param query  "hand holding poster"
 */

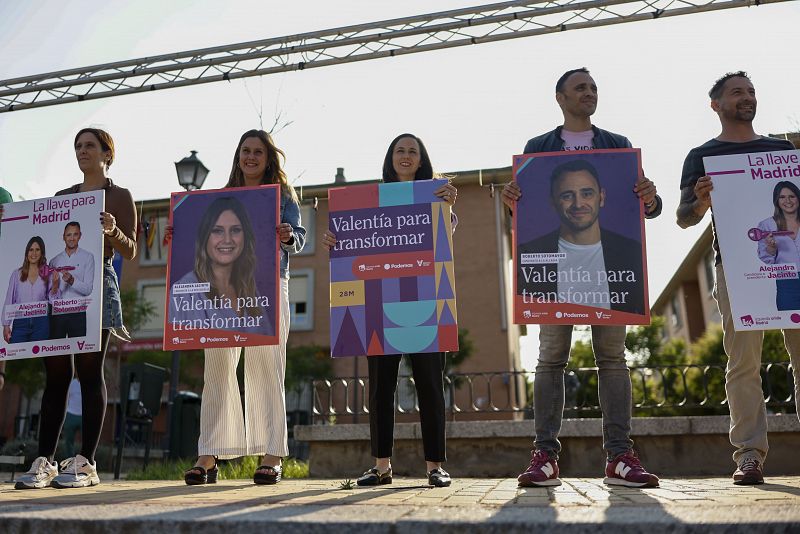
xmin=328 ymin=179 xmax=458 ymax=357
xmin=0 ymin=191 xmax=104 ymax=360
xmin=513 ymin=149 xmax=649 ymax=325
xmin=164 ymin=186 xmax=280 ymax=350
xmin=705 ymin=149 xmax=800 ymax=330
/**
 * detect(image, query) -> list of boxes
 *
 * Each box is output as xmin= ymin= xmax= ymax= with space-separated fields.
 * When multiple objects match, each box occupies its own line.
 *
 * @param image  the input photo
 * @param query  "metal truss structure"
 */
xmin=0 ymin=0 xmax=791 ymax=113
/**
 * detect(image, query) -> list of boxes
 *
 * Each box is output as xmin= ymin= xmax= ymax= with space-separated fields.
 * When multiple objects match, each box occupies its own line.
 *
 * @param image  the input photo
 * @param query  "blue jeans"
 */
xmin=534 ymin=324 xmax=633 ymax=459
xmin=776 ymin=278 xmax=800 ymax=311
xmin=10 ymin=315 xmax=49 ymax=343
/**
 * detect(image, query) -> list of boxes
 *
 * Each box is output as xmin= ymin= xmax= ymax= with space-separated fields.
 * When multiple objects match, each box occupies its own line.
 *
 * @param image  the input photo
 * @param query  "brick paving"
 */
xmin=1 ymin=476 xmax=799 ymax=532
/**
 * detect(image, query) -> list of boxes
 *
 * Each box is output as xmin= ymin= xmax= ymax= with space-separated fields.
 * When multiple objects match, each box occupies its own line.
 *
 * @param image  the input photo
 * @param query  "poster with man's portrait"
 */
xmin=513 ymin=149 xmax=649 ymax=325
xmin=0 ymin=191 xmax=105 ymax=360
xmin=705 ymin=149 xmax=800 ymax=330
xmin=164 ymin=186 xmax=280 ymax=350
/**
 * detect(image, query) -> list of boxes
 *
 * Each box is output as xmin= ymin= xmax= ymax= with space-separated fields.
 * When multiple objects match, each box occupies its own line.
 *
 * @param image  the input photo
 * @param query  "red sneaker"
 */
xmin=733 ymin=457 xmax=764 ymax=485
xmin=517 ymin=450 xmax=561 ymax=487
xmin=604 ymin=450 xmax=659 ymax=488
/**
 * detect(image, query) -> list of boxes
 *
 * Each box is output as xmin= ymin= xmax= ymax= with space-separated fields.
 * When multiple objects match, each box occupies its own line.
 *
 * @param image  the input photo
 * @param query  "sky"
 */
xmin=1 ymin=0 xmax=799 ymax=368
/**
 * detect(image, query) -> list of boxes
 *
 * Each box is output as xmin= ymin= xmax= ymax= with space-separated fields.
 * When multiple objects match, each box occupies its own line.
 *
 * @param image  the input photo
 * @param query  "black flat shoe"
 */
xmin=254 ymin=465 xmax=282 ymax=485
xmin=427 ymin=468 xmax=451 ymax=487
xmin=184 ymin=456 xmax=218 ymax=485
xmin=356 ymin=467 xmax=392 ymax=486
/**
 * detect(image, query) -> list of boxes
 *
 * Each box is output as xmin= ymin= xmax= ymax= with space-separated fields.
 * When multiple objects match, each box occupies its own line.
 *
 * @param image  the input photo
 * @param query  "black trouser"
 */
xmin=38 ymin=330 xmax=111 ymax=462
xmin=368 ymin=352 xmax=447 ymax=462
xmin=50 ymin=312 xmax=87 ymax=339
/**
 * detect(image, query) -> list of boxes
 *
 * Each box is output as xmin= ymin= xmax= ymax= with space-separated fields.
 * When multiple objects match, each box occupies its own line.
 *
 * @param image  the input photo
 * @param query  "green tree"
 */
xmin=119 ymin=287 xmax=156 ymax=333
xmin=285 ymin=344 xmax=333 ymax=392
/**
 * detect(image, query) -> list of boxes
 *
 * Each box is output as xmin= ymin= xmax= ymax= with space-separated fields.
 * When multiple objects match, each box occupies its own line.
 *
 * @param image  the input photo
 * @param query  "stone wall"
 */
xmin=295 ymin=415 xmax=800 ymax=478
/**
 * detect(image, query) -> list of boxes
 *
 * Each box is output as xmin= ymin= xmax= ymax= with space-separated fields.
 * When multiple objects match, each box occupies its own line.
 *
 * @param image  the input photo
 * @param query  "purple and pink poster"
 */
xmin=164 ymin=185 xmax=279 ymax=350
xmin=328 ymin=180 xmax=458 ymax=357
xmin=513 ymin=149 xmax=649 ymax=325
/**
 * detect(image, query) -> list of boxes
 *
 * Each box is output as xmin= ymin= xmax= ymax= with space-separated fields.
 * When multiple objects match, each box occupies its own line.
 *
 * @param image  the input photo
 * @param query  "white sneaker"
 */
xmin=51 ymin=454 xmax=100 ymax=488
xmin=14 ymin=456 xmax=59 ymax=489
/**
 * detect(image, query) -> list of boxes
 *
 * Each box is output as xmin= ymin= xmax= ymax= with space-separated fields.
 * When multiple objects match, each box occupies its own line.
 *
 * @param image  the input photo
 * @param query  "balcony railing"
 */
xmin=310 ymin=363 xmax=797 ymax=422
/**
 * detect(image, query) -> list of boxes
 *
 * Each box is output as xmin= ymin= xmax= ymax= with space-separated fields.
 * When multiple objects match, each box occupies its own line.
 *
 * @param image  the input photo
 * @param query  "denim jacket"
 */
xmin=279 ymin=192 xmax=306 ymax=278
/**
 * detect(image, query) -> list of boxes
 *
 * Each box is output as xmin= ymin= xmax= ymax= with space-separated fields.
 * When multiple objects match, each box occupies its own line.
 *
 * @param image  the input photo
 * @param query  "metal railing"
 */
xmin=310 ymin=363 xmax=797 ymax=422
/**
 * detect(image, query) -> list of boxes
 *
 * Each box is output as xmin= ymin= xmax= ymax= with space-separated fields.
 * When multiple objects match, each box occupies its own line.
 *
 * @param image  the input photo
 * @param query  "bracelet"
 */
xmin=644 ymin=199 xmax=656 ymax=210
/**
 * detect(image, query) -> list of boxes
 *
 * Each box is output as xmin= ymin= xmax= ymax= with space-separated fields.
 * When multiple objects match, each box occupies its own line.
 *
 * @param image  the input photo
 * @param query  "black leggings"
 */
xmin=38 ymin=330 xmax=111 ymax=463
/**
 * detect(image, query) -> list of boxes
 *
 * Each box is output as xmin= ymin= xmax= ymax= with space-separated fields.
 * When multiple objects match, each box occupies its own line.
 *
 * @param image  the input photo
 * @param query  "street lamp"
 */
xmin=174 ymin=150 xmax=209 ymax=191
xmin=167 ymin=150 xmax=208 ymax=457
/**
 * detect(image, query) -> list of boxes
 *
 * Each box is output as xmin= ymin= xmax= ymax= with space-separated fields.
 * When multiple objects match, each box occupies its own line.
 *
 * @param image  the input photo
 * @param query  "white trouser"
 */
xmin=198 ymin=279 xmax=290 ymax=459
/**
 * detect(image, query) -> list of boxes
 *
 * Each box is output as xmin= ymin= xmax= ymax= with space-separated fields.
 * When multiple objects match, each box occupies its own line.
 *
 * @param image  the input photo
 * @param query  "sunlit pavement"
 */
xmin=2 ymin=476 xmax=800 ymax=532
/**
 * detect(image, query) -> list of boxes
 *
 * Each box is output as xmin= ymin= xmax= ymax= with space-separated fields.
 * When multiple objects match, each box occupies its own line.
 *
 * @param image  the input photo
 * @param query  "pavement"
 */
xmin=1 ymin=476 xmax=800 ymax=533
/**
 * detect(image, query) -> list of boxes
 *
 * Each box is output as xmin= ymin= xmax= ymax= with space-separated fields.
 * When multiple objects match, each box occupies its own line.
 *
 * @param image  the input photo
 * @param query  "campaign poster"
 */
xmin=328 ymin=179 xmax=458 ymax=357
xmin=0 ymin=191 xmax=104 ymax=360
xmin=705 ymin=149 xmax=800 ymax=331
xmin=164 ymin=185 xmax=280 ymax=350
xmin=513 ymin=149 xmax=649 ymax=325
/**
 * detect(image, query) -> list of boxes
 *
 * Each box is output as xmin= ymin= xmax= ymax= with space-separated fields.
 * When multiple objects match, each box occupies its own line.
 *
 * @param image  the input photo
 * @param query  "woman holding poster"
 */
xmin=322 ymin=133 xmax=458 ymax=488
xmin=3 ymin=236 xmax=55 ymax=343
xmin=757 ymin=180 xmax=800 ymax=310
xmin=14 ymin=128 xmax=137 ymax=490
xmin=183 ymin=129 xmax=305 ymax=486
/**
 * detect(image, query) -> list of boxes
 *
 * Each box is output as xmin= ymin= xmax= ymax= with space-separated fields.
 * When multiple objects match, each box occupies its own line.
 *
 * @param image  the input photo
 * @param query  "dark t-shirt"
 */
xmin=680 ymin=136 xmax=796 ymax=264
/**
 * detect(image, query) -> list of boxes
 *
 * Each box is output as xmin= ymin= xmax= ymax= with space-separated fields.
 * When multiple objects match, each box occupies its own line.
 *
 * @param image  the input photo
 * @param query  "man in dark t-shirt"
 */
xmin=677 ymin=71 xmax=800 ymax=486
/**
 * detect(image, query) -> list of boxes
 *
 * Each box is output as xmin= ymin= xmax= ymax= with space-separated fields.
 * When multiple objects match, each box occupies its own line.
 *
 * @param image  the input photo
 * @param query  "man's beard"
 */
xmin=727 ymin=103 xmax=756 ymax=122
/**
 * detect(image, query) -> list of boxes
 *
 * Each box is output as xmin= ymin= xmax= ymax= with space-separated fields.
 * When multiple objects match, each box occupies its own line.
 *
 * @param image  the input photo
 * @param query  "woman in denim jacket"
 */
xmin=184 ymin=129 xmax=305 ymax=486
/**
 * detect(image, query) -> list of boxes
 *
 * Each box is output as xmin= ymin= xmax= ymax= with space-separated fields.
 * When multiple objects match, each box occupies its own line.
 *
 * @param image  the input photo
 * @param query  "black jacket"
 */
xmin=523 ymin=125 xmax=632 ymax=154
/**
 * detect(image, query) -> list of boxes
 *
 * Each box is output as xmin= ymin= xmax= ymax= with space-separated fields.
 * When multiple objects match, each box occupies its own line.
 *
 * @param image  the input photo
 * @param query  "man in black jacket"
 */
xmin=504 ymin=68 xmax=660 ymax=488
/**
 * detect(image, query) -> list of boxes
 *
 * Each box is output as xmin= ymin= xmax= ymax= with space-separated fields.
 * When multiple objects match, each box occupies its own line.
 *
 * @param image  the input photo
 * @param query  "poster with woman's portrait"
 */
xmin=164 ymin=186 xmax=280 ymax=349
xmin=513 ymin=149 xmax=649 ymax=325
xmin=706 ymin=149 xmax=800 ymax=330
xmin=0 ymin=191 xmax=105 ymax=360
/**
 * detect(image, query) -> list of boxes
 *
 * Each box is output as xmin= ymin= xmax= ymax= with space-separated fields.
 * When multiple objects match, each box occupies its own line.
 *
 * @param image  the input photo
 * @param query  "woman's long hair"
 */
xmin=20 ymin=236 xmax=46 ymax=282
xmin=225 ymin=129 xmax=298 ymax=202
xmin=772 ymin=181 xmax=800 ymax=231
xmin=194 ymin=197 xmax=261 ymax=317
xmin=381 ymin=133 xmax=434 ymax=183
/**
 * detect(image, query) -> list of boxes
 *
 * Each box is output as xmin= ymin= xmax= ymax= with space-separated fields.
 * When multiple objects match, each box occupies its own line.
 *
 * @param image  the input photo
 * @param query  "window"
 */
xmin=670 ymin=294 xmax=683 ymax=329
xmin=136 ymin=279 xmax=167 ymax=337
xmin=295 ymin=203 xmax=315 ymax=255
xmin=289 ymin=269 xmax=314 ymax=331
xmin=704 ymin=250 xmax=716 ymax=295
xmin=139 ymin=209 xmax=169 ymax=266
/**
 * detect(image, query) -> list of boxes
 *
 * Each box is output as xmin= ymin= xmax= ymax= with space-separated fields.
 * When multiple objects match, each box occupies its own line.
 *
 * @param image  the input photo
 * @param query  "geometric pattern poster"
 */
xmin=513 ymin=149 xmax=649 ymax=326
xmin=328 ymin=179 xmax=458 ymax=357
xmin=705 ymin=149 xmax=800 ymax=331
